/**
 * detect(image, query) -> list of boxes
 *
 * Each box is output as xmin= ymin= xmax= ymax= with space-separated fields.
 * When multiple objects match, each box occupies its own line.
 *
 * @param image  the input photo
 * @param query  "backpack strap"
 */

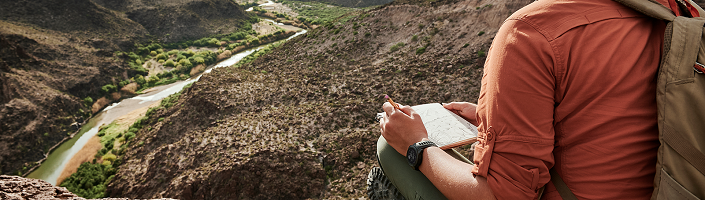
xmin=663 ymin=125 xmax=705 ymax=175
xmin=613 ymin=0 xmax=676 ymax=21
xmin=549 ymin=168 xmax=578 ymax=200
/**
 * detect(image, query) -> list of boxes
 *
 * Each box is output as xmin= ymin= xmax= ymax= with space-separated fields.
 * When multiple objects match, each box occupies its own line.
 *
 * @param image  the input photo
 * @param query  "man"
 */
xmin=377 ymin=0 xmax=672 ymax=199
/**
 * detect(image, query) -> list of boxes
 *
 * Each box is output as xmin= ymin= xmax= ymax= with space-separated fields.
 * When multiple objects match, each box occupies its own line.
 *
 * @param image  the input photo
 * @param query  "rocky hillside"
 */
xmin=107 ymin=0 xmax=531 ymax=199
xmin=0 ymin=0 xmax=251 ymax=176
xmin=92 ymin=0 xmax=251 ymax=43
xmin=296 ymin=0 xmax=393 ymax=7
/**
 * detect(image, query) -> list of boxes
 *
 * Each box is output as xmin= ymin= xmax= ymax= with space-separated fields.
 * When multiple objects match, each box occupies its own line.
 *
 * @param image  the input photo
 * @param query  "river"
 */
xmin=27 ymin=29 xmax=307 ymax=185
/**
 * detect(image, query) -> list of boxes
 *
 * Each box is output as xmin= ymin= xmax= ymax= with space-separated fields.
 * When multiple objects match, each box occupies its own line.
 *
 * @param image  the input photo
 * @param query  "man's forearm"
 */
xmin=420 ymin=147 xmax=496 ymax=200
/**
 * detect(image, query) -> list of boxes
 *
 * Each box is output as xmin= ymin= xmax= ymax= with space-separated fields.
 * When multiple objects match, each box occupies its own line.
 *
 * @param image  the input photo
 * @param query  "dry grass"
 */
xmin=56 ymin=135 xmax=102 ymax=185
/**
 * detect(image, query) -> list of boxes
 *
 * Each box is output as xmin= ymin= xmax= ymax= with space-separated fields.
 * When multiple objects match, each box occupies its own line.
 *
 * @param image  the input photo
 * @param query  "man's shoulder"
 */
xmin=508 ymin=0 xmax=646 ymax=41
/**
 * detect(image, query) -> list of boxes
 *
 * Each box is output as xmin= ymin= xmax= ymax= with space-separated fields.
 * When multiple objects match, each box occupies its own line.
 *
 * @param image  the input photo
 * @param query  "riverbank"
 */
xmin=55 ymin=100 xmax=162 ymax=185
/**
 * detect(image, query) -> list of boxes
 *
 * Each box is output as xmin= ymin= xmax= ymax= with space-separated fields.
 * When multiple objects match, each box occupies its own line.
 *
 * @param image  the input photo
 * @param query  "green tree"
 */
xmin=164 ymin=59 xmax=175 ymax=67
xmin=208 ymin=38 xmax=221 ymax=47
xmin=134 ymin=75 xmax=146 ymax=86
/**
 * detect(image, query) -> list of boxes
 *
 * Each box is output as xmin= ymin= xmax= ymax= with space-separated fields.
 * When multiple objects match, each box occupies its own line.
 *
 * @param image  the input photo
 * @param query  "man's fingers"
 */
xmin=398 ymin=105 xmax=415 ymax=116
xmin=442 ymin=102 xmax=465 ymax=111
xmin=382 ymin=102 xmax=394 ymax=116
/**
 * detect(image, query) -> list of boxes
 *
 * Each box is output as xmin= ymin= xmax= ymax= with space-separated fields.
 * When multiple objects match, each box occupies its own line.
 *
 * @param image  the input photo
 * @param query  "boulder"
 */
xmin=91 ymin=97 xmax=110 ymax=114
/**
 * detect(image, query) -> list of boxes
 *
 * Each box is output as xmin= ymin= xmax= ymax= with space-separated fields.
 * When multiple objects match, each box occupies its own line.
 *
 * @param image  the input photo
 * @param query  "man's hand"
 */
xmin=442 ymin=102 xmax=478 ymax=126
xmin=379 ymin=102 xmax=428 ymax=156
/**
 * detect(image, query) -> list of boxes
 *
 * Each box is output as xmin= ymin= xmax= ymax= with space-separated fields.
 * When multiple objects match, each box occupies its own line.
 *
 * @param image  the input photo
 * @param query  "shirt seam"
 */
xmin=508 ymin=18 xmax=565 ymax=101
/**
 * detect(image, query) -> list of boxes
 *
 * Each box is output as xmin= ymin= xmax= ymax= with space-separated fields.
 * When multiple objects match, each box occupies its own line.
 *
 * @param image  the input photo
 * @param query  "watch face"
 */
xmin=407 ymin=148 xmax=416 ymax=164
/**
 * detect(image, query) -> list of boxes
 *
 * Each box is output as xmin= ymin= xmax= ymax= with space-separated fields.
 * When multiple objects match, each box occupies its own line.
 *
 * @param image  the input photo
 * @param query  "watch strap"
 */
xmin=410 ymin=141 xmax=437 ymax=170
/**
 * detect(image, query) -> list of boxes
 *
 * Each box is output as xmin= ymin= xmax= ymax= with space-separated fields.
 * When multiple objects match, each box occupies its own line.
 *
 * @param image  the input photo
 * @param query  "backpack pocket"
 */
xmin=656 ymin=168 xmax=700 ymax=200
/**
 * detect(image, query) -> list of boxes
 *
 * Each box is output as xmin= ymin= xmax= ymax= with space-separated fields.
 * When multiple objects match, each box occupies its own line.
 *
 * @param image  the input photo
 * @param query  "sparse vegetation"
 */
xmin=390 ymin=42 xmax=405 ymax=52
xmin=477 ymin=50 xmax=486 ymax=57
xmin=416 ymin=46 xmax=427 ymax=55
xmin=278 ymin=0 xmax=362 ymax=25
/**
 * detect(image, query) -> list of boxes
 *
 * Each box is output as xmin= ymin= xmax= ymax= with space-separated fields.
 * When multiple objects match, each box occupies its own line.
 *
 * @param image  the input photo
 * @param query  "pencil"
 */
xmin=384 ymin=94 xmax=401 ymax=110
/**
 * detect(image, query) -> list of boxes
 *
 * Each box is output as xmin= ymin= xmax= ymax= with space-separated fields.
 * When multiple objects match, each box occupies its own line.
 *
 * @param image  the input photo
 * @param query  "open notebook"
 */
xmin=377 ymin=103 xmax=478 ymax=150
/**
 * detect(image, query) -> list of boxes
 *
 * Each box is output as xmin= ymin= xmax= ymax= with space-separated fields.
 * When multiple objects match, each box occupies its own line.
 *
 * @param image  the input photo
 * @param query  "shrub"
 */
xmin=411 ymin=35 xmax=418 ymax=42
xmin=125 ymin=132 xmax=136 ymax=140
xmin=128 ymin=52 xmax=140 ymax=61
xmin=184 ymin=50 xmax=195 ymax=57
xmin=164 ymin=59 xmax=175 ymax=67
xmin=150 ymin=51 xmax=158 ymax=56
xmin=193 ymin=57 xmax=205 ymax=64
xmin=134 ymin=75 xmax=146 ymax=86
xmin=365 ymin=32 xmax=371 ymax=37
xmin=83 ymin=97 xmax=94 ymax=105
xmin=101 ymin=84 xmax=117 ymax=94
xmin=156 ymin=53 xmax=168 ymax=60
xmin=136 ymin=47 xmax=149 ymax=55
xmin=147 ymin=43 xmax=162 ymax=51
xmin=118 ymin=79 xmax=130 ymax=88
xmin=102 ymin=153 xmax=117 ymax=162
xmin=135 ymin=59 xmax=142 ymax=65
xmin=208 ymin=38 xmax=221 ymax=47
xmin=102 ymin=160 xmax=112 ymax=166
xmin=418 ymin=24 xmax=424 ymax=29
xmin=416 ymin=46 xmax=426 ymax=55
xmin=167 ymin=50 xmax=179 ymax=55
xmin=478 ymin=31 xmax=485 ymax=36
xmin=390 ymin=42 xmax=405 ymax=52
xmin=477 ymin=50 xmax=486 ymax=57
xmin=147 ymin=76 xmax=160 ymax=85
xmin=176 ymin=54 xmax=187 ymax=62
xmin=179 ymin=59 xmax=193 ymax=68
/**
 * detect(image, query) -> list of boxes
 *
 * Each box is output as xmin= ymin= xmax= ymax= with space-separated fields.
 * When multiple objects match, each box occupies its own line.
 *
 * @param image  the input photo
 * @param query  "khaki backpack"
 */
xmin=549 ymin=0 xmax=705 ymax=199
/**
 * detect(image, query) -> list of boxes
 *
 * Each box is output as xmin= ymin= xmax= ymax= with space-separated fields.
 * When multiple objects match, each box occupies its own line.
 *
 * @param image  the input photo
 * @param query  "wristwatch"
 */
xmin=407 ymin=141 xmax=437 ymax=171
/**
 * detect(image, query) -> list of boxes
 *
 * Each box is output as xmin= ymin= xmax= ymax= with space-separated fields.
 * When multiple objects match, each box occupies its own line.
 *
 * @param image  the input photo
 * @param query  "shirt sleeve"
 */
xmin=472 ymin=19 xmax=557 ymax=200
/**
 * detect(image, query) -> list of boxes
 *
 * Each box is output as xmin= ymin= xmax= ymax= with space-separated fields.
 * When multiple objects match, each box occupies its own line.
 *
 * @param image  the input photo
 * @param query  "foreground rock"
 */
xmin=0 ymin=175 xmax=80 ymax=199
xmin=0 ymin=175 xmax=178 ymax=200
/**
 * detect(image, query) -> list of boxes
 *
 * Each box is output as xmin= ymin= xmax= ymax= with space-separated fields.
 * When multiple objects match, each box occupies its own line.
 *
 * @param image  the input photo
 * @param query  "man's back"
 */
xmin=473 ymin=0 xmax=667 ymax=199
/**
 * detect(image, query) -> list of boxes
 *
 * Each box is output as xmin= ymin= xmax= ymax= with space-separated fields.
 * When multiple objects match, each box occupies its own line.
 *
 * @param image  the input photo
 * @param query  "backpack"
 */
xmin=550 ymin=0 xmax=705 ymax=199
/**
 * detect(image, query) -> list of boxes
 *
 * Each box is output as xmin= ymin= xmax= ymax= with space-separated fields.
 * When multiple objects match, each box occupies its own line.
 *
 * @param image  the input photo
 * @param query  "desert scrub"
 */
xmin=416 ymin=46 xmax=427 ymax=55
xmin=278 ymin=0 xmax=361 ymax=25
xmin=83 ymin=97 xmax=93 ymax=105
xmin=101 ymin=84 xmax=117 ymax=94
xmin=390 ymin=42 xmax=405 ymax=52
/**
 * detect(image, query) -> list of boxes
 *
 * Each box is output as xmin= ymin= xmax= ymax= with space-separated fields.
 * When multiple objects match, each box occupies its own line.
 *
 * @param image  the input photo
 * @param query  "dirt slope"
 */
xmin=107 ymin=0 xmax=531 ymax=199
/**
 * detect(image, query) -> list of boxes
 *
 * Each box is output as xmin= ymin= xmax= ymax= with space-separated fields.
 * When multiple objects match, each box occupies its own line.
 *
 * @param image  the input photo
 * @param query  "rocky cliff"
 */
xmin=107 ymin=0 xmax=531 ymax=199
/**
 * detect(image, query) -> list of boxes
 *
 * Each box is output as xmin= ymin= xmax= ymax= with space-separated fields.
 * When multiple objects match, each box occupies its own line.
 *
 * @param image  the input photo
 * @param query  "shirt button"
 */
xmin=487 ymin=133 xmax=493 ymax=141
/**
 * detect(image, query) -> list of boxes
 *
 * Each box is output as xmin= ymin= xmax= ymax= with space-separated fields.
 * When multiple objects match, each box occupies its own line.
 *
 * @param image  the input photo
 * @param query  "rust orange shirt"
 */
xmin=473 ymin=0 xmax=669 ymax=199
